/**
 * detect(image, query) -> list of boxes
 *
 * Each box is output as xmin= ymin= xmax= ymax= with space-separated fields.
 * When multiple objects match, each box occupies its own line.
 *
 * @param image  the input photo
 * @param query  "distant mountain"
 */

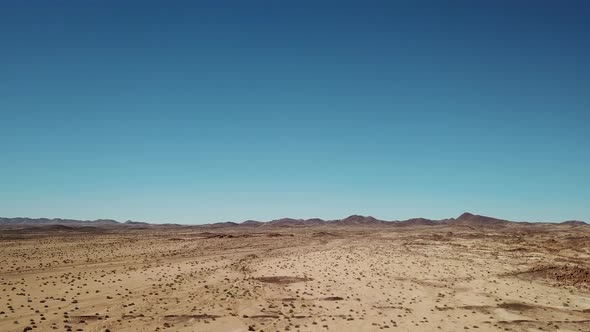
xmin=0 ymin=217 xmax=144 ymax=228
xmin=266 ymin=218 xmax=304 ymax=227
xmin=2 ymin=224 xmax=108 ymax=233
xmin=449 ymin=212 xmax=512 ymax=226
xmin=231 ymin=213 xmax=587 ymax=228
xmin=263 ymin=218 xmax=327 ymax=227
xmin=241 ymin=220 xmax=263 ymax=227
xmin=305 ymin=218 xmax=326 ymax=224
xmin=1 ymin=213 xmax=587 ymax=228
xmin=334 ymin=215 xmax=385 ymax=225
xmin=560 ymin=220 xmax=588 ymax=226
xmin=240 ymin=216 xmax=386 ymax=227
xmin=395 ymin=217 xmax=440 ymax=226
xmin=210 ymin=221 xmax=239 ymax=228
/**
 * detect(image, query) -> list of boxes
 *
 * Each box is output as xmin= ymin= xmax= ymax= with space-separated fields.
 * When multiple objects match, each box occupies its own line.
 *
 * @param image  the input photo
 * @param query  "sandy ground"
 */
xmin=1 ymin=224 xmax=590 ymax=332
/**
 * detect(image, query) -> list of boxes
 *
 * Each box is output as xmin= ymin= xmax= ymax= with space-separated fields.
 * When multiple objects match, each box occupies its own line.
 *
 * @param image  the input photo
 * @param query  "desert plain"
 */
xmin=1 ymin=214 xmax=590 ymax=332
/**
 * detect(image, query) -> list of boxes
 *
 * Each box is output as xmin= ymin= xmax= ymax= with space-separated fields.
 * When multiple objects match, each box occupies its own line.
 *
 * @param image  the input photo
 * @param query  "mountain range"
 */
xmin=1 ymin=212 xmax=586 ymax=228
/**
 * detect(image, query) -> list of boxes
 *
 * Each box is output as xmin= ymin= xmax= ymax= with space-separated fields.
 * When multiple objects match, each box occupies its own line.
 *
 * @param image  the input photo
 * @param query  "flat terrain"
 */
xmin=1 ymin=224 xmax=590 ymax=332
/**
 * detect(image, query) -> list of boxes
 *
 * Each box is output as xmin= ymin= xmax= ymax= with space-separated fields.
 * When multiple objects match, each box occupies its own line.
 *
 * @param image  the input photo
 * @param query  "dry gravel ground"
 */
xmin=1 ymin=224 xmax=590 ymax=332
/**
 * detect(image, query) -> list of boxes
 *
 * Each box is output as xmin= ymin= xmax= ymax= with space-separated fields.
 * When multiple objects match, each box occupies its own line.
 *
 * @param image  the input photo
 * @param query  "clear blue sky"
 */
xmin=1 ymin=1 xmax=589 ymax=224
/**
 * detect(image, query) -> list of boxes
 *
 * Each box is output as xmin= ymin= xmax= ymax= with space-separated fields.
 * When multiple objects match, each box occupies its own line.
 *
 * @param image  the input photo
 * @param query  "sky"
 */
xmin=1 ymin=1 xmax=589 ymax=224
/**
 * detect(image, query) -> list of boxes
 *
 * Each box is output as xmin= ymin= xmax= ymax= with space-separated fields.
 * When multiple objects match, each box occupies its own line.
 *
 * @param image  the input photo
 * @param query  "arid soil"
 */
xmin=1 ymin=224 xmax=590 ymax=332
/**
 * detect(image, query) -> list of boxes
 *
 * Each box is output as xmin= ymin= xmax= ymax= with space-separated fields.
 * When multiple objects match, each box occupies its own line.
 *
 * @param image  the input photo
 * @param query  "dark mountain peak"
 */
xmin=304 ymin=218 xmax=325 ymax=224
xmin=241 ymin=220 xmax=263 ymax=226
xmin=453 ymin=212 xmax=509 ymax=226
xmin=457 ymin=212 xmax=475 ymax=220
xmin=338 ymin=215 xmax=383 ymax=224
xmin=560 ymin=220 xmax=587 ymax=226
xmin=397 ymin=217 xmax=438 ymax=226
xmin=345 ymin=214 xmax=373 ymax=220
xmin=93 ymin=219 xmax=120 ymax=224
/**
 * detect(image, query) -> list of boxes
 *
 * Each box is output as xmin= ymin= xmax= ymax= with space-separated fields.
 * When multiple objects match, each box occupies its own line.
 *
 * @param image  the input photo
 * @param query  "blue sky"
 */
xmin=1 ymin=1 xmax=589 ymax=224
